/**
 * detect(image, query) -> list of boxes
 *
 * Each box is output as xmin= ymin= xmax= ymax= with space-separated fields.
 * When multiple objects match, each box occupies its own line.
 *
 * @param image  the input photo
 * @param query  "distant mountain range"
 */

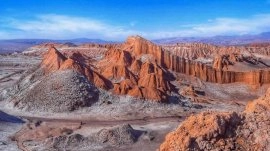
xmin=153 ymin=32 xmax=270 ymax=45
xmin=1 ymin=32 xmax=270 ymax=54
xmin=0 ymin=38 xmax=114 ymax=54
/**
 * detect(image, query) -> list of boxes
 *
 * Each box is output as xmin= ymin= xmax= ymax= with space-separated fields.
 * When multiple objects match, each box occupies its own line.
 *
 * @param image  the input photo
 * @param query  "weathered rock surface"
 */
xmin=160 ymin=88 xmax=270 ymax=151
xmin=41 ymin=46 xmax=112 ymax=90
xmin=96 ymin=124 xmax=139 ymax=146
xmin=15 ymin=123 xmax=142 ymax=151
xmin=26 ymin=38 xmax=270 ymax=87
xmin=9 ymin=35 xmax=270 ymax=104
xmin=96 ymin=36 xmax=175 ymax=101
xmin=245 ymin=87 xmax=270 ymax=113
xmin=160 ymin=111 xmax=241 ymax=151
xmin=40 ymin=37 xmax=175 ymax=101
xmin=11 ymin=70 xmax=99 ymax=112
xmin=163 ymin=43 xmax=270 ymax=85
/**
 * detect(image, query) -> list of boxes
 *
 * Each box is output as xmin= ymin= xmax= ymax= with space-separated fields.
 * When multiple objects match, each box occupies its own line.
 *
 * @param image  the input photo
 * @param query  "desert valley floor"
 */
xmin=0 ymin=36 xmax=270 ymax=150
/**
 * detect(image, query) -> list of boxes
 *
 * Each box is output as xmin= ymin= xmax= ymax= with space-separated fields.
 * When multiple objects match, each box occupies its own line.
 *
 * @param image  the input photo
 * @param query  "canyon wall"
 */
xmin=162 ymin=43 xmax=270 ymax=59
xmin=128 ymin=36 xmax=270 ymax=85
xmin=38 ymin=36 xmax=270 ymax=101
xmin=163 ymin=56 xmax=270 ymax=85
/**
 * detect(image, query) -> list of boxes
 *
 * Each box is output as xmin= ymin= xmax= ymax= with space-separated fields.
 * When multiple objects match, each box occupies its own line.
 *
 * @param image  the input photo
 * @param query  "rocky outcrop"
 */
xmin=96 ymin=124 xmax=138 ymax=146
xmin=161 ymin=50 xmax=270 ymax=85
xmin=35 ymin=36 xmax=270 ymax=102
xmin=163 ymin=43 xmax=270 ymax=59
xmin=120 ymin=36 xmax=270 ymax=86
xmin=41 ymin=46 xmax=112 ymax=90
xmin=39 ymin=40 xmax=174 ymax=101
xmin=31 ymin=38 xmax=270 ymax=87
xmin=11 ymin=70 xmax=99 ymax=112
xmin=15 ymin=122 xmax=142 ymax=151
xmin=41 ymin=46 xmax=67 ymax=73
xmin=95 ymin=36 xmax=174 ymax=101
xmin=245 ymin=87 xmax=270 ymax=113
xmin=179 ymin=86 xmax=197 ymax=97
xmin=161 ymin=43 xmax=270 ymax=85
xmin=160 ymin=88 xmax=270 ymax=151
xmin=102 ymin=65 xmax=136 ymax=83
xmin=160 ymin=111 xmax=241 ymax=151
xmin=212 ymin=55 xmax=234 ymax=70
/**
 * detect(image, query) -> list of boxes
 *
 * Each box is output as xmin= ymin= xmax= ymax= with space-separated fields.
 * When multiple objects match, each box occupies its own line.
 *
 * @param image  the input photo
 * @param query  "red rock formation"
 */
xmin=41 ymin=46 xmax=66 ymax=73
xmin=130 ymin=59 xmax=142 ymax=75
xmin=161 ymin=42 xmax=270 ymax=86
xmin=160 ymin=88 xmax=270 ymax=151
xmin=113 ymin=79 xmax=135 ymax=95
xmin=96 ymin=36 xmax=174 ymax=101
xmin=212 ymin=55 xmax=231 ymax=70
xmin=160 ymin=111 xmax=241 ymax=151
xmin=245 ymin=88 xmax=270 ymax=113
xmin=102 ymin=65 xmax=136 ymax=82
xmin=41 ymin=41 xmax=172 ymax=101
xmin=40 ymin=36 xmax=270 ymax=101
xmin=41 ymin=46 xmax=111 ymax=90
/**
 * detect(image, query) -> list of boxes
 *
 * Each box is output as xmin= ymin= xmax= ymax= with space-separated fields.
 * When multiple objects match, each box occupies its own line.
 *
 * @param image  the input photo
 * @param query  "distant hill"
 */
xmin=2 ymin=32 xmax=270 ymax=54
xmin=0 ymin=38 xmax=114 ymax=54
xmin=153 ymin=32 xmax=270 ymax=45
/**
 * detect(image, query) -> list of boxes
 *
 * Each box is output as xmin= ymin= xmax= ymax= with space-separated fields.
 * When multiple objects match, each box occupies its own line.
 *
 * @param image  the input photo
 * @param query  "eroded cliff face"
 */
xmin=40 ymin=36 xmax=270 ymax=101
xmin=169 ymin=57 xmax=270 ymax=85
xmin=161 ymin=43 xmax=270 ymax=85
xmin=163 ymin=43 xmax=270 ymax=59
xmin=119 ymin=36 xmax=270 ymax=86
xmin=41 ymin=46 xmax=112 ymax=90
xmin=40 ymin=37 xmax=174 ymax=101
xmin=98 ymin=36 xmax=174 ymax=101
xmin=245 ymin=87 xmax=270 ymax=113
xmin=160 ymin=87 xmax=270 ymax=151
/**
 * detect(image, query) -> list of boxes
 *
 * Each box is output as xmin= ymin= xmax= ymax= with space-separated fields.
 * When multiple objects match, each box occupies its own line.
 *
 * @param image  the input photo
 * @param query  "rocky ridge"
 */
xmin=39 ymin=37 xmax=175 ymax=101
xmin=160 ymin=87 xmax=270 ymax=151
xmin=7 ymin=70 xmax=99 ymax=112
xmin=5 ymin=35 xmax=270 ymax=105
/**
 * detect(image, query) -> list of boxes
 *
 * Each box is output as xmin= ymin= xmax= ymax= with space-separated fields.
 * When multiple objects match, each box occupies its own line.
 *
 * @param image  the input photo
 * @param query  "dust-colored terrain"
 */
xmin=0 ymin=36 xmax=270 ymax=151
xmin=160 ymin=88 xmax=270 ymax=151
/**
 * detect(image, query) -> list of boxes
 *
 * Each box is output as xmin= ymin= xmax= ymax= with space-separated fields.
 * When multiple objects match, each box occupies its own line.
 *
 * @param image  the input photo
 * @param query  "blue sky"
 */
xmin=0 ymin=0 xmax=270 ymax=40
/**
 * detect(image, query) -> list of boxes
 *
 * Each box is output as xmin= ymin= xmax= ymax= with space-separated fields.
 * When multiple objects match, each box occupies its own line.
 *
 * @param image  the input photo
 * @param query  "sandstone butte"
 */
xmin=159 ymin=88 xmax=270 ymax=151
xmin=41 ymin=46 xmax=112 ymax=90
xmin=41 ymin=36 xmax=270 ymax=101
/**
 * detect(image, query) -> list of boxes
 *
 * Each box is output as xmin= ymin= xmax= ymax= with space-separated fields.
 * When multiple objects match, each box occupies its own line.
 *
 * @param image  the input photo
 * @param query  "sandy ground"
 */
xmin=12 ymin=119 xmax=180 ymax=151
xmin=0 ymin=111 xmax=24 ymax=151
xmin=0 ymin=54 xmax=39 ymax=151
xmin=0 ymin=122 xmax=22 ymax=151
xmin=0 ymin=54 xmax=41 ymax=92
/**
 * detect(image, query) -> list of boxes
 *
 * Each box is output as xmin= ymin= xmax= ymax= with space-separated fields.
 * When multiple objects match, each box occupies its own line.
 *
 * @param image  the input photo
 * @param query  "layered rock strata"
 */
xmin=124 ymin=36 xmax=270 ymax=85
xmin=38 ymin=36 xmax=270 ymax=101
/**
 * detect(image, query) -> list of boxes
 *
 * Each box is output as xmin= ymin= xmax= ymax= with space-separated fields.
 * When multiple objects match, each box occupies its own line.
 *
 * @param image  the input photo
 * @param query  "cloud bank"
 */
xmin=1 ymin=14 xmax=270 ymax=40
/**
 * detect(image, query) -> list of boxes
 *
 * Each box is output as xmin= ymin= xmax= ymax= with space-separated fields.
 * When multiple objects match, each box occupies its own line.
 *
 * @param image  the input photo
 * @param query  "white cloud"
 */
xmin=0 ymin=14 xmax=142 ymax=40
xmin=145 ymin=14 xmax=270 ymax=39
xmin=1 ymin=13 xmax=270 ymax=40
xmin=190 ymin=14 xmax=270 ymax=36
